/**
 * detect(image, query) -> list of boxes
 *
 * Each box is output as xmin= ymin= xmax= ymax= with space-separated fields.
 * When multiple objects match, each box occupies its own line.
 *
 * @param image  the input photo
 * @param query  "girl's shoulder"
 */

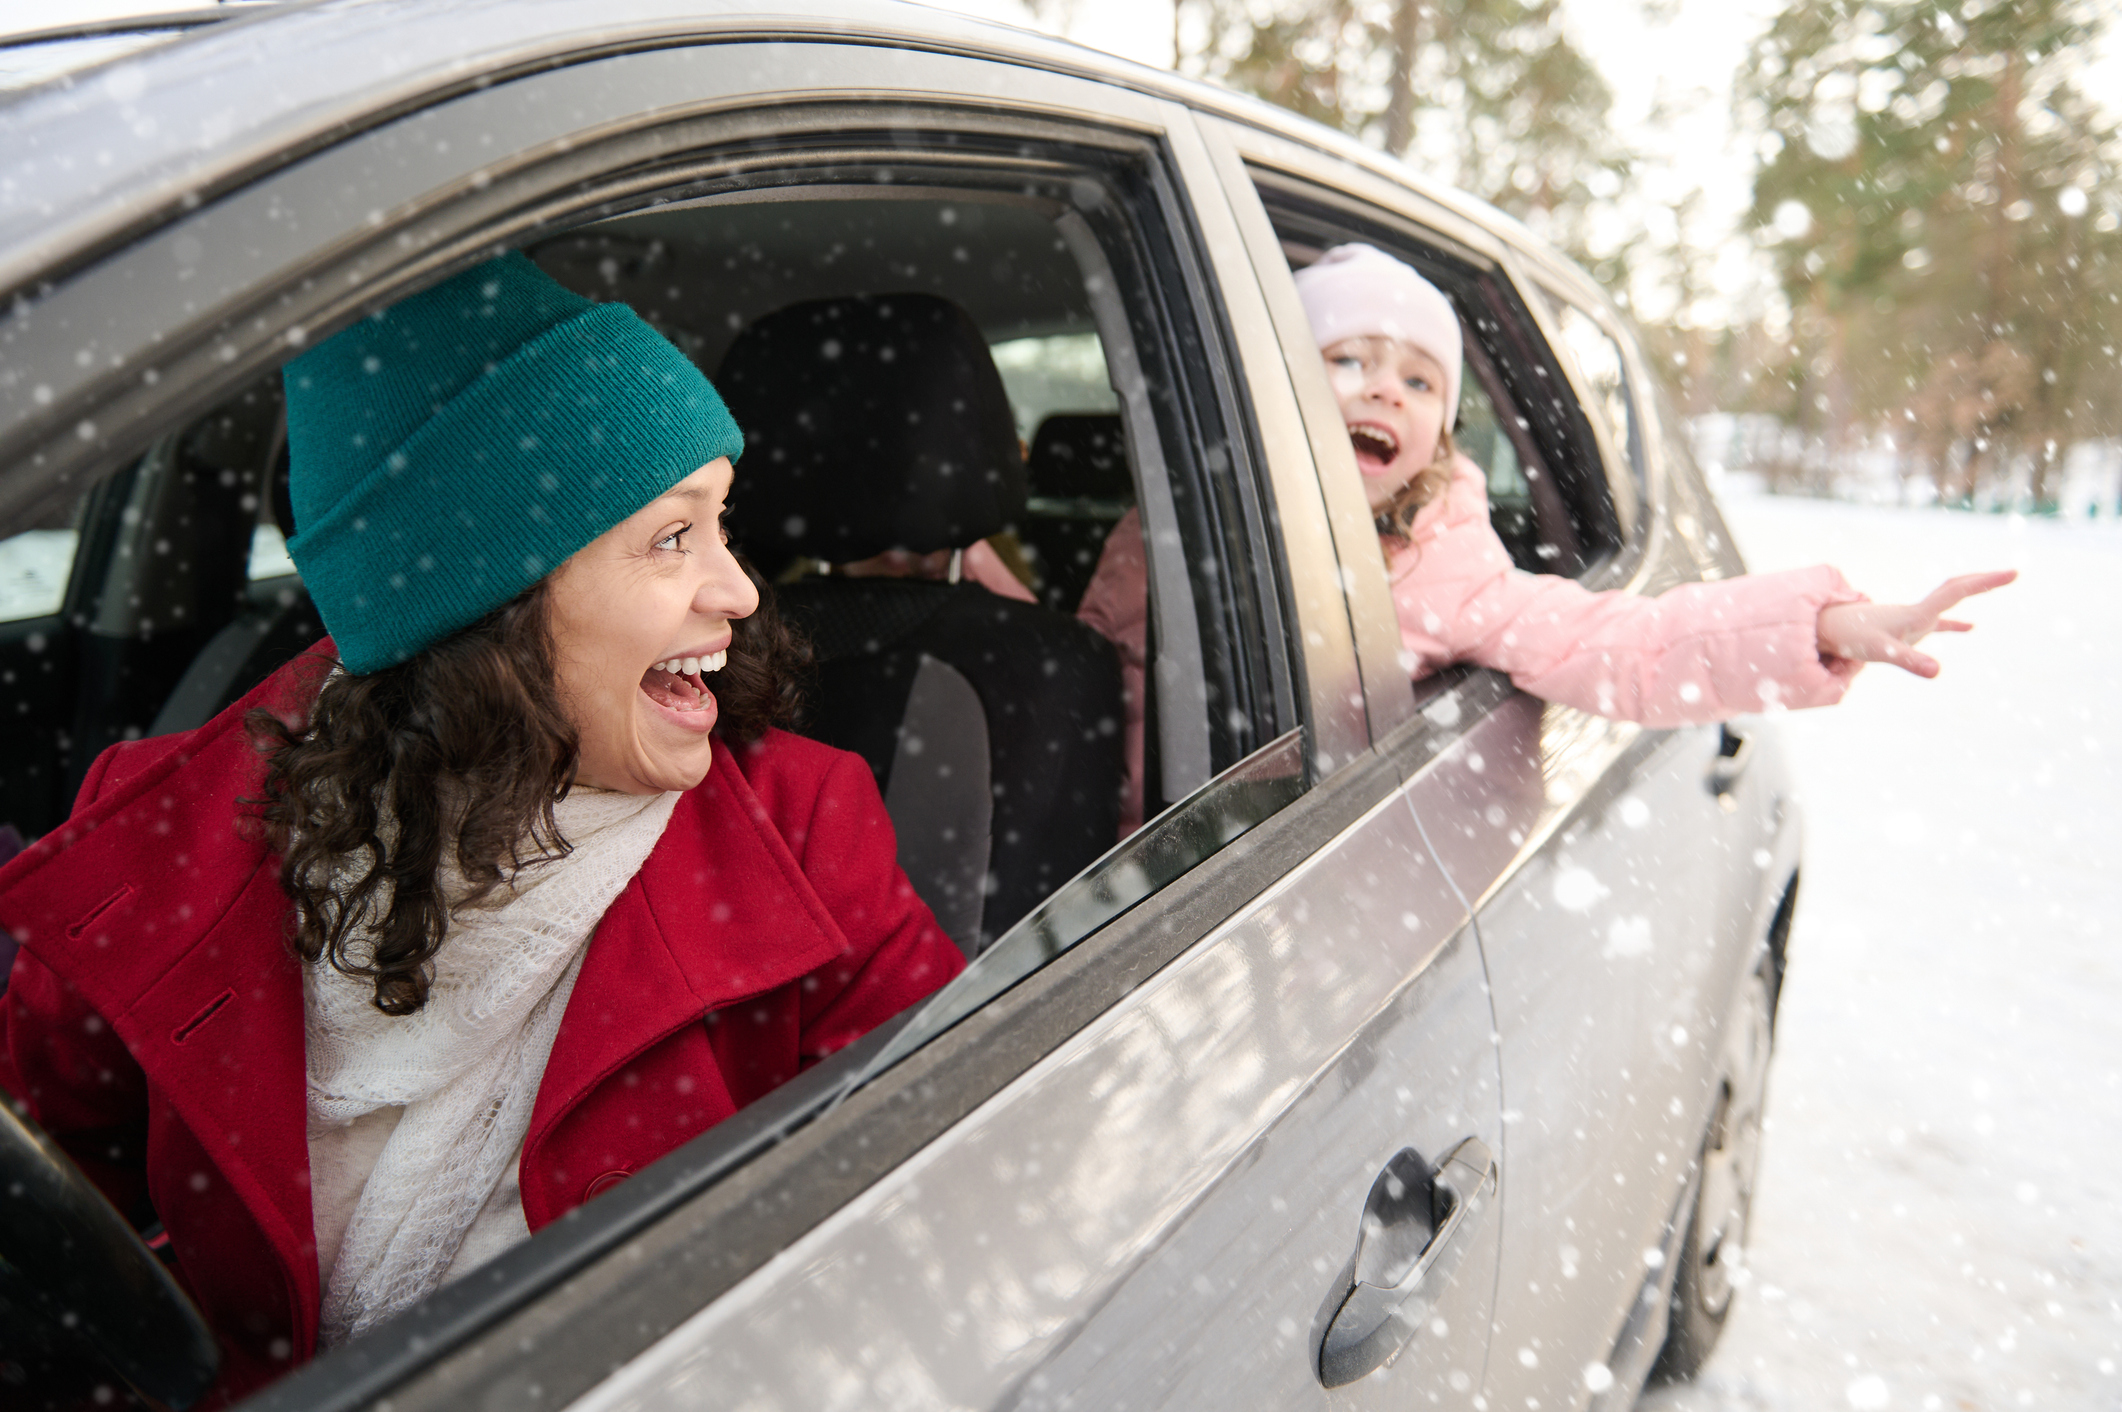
xmin=1387 ymin=454 xmax=1499 ymax=585
xmin=1404 ymin=453 xmax=1492 ymax=542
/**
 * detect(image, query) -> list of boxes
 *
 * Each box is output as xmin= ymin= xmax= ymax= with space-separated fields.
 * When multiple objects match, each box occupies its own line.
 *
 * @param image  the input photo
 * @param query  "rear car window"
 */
xmin=1251 ymin=174 xmax=1624 ymax=580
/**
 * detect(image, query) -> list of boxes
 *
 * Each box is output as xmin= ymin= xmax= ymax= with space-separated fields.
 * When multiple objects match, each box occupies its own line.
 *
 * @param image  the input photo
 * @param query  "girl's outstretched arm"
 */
xmin=1815 ymin=570 xmax=2018 ymax=678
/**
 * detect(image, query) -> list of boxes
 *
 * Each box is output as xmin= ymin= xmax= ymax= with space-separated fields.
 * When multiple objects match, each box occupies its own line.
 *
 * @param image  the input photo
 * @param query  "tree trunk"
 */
xmin=1381 ymin=0 xmax=1423 ymax=156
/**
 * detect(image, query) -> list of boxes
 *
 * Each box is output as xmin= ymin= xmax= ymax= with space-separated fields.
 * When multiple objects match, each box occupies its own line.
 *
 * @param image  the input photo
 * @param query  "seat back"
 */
xmin=149 ymin=432 xmax=324 ymax=737
xmin=721 ymin=297 xmax=1120 ymax=949
xmin=718 ymin=294 xmax=1026 ymax=577
xmin=1021 ymin=412 xmax=1133 ymax=612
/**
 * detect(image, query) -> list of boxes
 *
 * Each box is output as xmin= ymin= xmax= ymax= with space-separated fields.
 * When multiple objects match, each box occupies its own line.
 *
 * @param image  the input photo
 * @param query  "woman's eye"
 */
xmin=656 ymin=523 xmax=693 ymax=553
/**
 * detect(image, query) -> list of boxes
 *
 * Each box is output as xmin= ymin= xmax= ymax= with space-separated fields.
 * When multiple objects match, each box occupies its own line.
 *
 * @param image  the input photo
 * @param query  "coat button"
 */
xmin=584 ymin=1169 xmax=632 ymax=1200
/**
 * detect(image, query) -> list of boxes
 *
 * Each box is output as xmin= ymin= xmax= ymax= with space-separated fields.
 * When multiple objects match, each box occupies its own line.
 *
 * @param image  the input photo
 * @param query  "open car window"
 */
xmin=1247 ymin=173 xmax=1625 ymax=587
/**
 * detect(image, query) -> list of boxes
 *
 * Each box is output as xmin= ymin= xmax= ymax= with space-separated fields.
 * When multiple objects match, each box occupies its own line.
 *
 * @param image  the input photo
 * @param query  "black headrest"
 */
xmin=717 ymin=294 xmax=1026 ymax=574
xmin=1027 ymin=413 xmax=1131 ymax=500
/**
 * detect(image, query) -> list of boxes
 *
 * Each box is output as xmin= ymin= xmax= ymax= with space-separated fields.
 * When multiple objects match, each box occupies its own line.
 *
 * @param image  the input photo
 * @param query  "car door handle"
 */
xmin=1708 ymin=724 xmax=1752 ymax=804
xmin=1318 ymin=1137 xmax=1498 ymax=1388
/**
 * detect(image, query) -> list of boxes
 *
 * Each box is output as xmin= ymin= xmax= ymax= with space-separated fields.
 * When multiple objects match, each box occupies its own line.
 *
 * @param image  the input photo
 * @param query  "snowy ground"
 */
xmin=1636 ymin=490 xmax=2122 ymax=1412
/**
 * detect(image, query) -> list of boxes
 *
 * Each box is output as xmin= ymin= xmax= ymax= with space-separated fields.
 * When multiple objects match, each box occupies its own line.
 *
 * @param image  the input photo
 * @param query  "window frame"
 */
xmin=1198 ymin=118 xmax=1673 ymax=755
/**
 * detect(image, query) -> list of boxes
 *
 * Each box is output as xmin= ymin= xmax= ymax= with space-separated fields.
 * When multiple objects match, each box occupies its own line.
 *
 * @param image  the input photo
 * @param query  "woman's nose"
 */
xmin=698 ymin=545 xmax=761 ymax=621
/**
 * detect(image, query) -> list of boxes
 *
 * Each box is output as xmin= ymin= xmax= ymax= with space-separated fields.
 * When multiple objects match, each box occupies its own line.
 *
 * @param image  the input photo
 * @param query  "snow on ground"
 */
xmin=1637 ymin=491 xmax=2122 ymax=1412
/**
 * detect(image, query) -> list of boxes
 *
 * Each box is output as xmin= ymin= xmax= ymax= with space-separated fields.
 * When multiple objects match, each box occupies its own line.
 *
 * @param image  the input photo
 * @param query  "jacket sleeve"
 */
xmin=1074 ymin=507 xmax=1147 ymax=835
xmin=0 ymin=742 xmax=158 ymax=1218
xmin=1391 ymin=457 xmax=1866 ymax=726
xmin=787 ymin=750 xmax=966 ymax=1062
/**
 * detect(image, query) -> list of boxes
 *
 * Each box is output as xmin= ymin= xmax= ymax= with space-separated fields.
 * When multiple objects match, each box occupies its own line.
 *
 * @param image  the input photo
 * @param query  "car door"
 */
xmin=458 ymin=67 xmax=1503 ymax=1412
xmin=0 ymin=18 xmax=1503 ymax=1410
xmin=1202 ymin=118 xmax=1793 ymax=1409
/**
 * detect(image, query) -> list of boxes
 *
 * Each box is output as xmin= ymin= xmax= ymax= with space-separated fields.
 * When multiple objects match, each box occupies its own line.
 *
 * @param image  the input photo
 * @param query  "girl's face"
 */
xmin=1322 ymin=336 xmax=1450 ymax=513
xmin=545 ymin=457 xmax=759 ymax=794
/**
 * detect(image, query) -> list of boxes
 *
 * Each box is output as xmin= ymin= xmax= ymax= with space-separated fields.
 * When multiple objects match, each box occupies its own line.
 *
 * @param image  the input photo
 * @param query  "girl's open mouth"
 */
xmin=1348 ymin=424 xmax=1400 ymax=476
xmin=638 ymin=649 xmax=727 ymax=729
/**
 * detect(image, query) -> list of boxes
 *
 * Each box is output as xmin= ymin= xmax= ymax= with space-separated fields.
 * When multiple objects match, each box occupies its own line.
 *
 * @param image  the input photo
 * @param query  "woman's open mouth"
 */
xmin=1348 ymin=424 xmax=1400 ymax=476
xmin=639 ymin=650 xmax=727 ymax=729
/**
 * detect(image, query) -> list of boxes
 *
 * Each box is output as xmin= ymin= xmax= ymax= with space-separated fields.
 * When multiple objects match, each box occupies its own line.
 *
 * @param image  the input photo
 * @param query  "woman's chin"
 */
xmin=574 ymin=693 xmax=719 ymax=794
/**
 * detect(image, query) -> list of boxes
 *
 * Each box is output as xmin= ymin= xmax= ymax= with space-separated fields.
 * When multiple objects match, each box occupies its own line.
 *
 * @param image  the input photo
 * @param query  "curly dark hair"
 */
xmin=247 ymin=562 xmax=807 ymax=1016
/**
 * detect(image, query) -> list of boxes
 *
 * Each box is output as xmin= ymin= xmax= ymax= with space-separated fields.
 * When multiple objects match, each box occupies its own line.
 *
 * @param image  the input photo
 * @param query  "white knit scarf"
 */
xmin=304 ymin=786 xmax=678 ymax=1346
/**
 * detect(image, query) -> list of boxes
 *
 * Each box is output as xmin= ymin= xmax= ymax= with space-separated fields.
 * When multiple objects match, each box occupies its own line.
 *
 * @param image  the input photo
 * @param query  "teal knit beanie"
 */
xmin=284 ymin=252 xmax=743 ymax=674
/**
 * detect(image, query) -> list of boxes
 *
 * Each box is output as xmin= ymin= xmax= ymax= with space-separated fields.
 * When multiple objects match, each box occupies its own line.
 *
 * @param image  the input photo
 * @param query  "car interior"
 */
xmin=0 ymin=184 xmax=1188 ymax=957
xmin=0 ymin=180 xmax=1622 ymax=935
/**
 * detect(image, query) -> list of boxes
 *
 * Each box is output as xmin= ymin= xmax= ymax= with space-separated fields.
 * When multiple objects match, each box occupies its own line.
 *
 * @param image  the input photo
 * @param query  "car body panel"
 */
xmin=566 ymin=762 xmax=1496 ymax=1412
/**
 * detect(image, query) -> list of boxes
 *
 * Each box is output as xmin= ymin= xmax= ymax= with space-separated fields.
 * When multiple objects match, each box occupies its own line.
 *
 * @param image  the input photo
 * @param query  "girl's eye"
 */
xmin=656 ymin=523 xmax=693 ymax=553
xmin=1405 ymin=376 xmax=1432 ymax=393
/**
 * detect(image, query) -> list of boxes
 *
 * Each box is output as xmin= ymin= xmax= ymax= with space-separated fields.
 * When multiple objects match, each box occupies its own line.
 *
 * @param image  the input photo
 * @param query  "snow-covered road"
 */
xmin=1637 ymin=490 xmax=2122 ymax=1412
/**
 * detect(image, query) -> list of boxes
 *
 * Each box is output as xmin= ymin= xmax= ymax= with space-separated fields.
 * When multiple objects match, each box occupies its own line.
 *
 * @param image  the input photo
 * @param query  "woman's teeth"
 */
xmin=656 ymin=651 xmax=727 ymax=675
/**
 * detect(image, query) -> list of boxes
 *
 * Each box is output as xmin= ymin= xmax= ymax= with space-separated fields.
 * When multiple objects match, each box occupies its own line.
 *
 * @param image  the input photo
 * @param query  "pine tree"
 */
xmin=1187 ymin=0 xmax=1633 ymax=277
xmin=1740 ymin=0 xmax=2122 ymax=507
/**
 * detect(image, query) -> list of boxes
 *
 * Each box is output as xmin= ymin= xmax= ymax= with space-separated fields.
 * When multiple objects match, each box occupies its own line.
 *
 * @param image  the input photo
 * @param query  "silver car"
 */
xmin=0 ymin=4 xmax=1794 ymax=1409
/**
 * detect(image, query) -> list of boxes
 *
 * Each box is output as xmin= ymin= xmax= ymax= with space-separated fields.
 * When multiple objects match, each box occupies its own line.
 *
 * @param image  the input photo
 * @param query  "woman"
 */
xmin=0 ymin=253 xmax=965 ymax=1400
xmin=1078 ymin=244 xmax=2011 ymax=831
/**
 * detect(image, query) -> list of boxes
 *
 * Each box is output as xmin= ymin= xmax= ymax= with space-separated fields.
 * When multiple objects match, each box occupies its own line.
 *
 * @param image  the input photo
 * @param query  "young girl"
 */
xmin=1077 ymin=242 xmax=2014 ymax=833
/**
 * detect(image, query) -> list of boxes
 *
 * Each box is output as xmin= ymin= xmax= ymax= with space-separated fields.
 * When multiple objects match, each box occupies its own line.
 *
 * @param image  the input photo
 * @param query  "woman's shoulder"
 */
xmin=714 ymin=729 xmax=882 ymax=823
xmin=723 ymin=727 xmax=859 ymax=783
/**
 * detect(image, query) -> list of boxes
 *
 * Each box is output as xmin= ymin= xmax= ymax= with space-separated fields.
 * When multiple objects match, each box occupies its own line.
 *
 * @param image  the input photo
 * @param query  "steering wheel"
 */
xmin=0 ymin=1100 xmax=219 ymax=1409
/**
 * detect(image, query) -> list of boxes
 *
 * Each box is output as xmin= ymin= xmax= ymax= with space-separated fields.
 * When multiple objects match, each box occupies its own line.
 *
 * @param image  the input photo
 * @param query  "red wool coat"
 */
xmin=0 ymin=650 xmax=964 ymax=1405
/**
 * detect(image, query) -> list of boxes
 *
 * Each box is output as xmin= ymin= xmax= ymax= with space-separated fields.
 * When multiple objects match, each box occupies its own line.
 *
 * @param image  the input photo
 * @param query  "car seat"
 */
xmin=718 ymin=294 xmax=1123 ymax=953
xmin=148 ymin=425 xmax=324 ymax=737
xmin=1020 ymin=413 xmax=1134 ymax=613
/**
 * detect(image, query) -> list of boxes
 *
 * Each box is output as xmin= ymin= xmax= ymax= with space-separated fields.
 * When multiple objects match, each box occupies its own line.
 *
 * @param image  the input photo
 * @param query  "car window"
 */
xmin=8 ymin=129 xmax=1300 ymax=986
xmin=990 ymin=332 xmax=1121 ymax=441
xmin=1251 ymin=178 xmax=1623 ymax=582
xmin=248 ymin=525 xmax=296 ymax=581
xmin=1534 ymin=290 xmax=1643 ymax=490
xmin=0 ymin=512 xmax=76 ymax=624
xmin=530 ymin=176 xmax=1261 ymax=819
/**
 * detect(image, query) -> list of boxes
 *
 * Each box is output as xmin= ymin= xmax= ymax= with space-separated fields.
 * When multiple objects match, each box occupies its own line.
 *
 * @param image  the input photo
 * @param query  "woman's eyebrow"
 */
xmin=653 ymin=484 xmax=725 ymax=510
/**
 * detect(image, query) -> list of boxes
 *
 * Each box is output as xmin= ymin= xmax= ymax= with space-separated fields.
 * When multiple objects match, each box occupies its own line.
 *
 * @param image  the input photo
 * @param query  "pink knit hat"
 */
xmin=1295 ymin=243 xmax=1462 ymax=420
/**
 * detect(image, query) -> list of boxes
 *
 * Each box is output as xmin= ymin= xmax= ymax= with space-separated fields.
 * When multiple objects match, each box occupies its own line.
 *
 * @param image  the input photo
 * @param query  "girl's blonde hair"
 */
xmin=1373 ymin=424 xmax=1459 ymax=550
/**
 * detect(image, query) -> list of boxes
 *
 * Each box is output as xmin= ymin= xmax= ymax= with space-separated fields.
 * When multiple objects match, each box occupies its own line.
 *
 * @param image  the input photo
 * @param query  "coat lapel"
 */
xmin=528 ymin=743 xmax=850 ymax=1143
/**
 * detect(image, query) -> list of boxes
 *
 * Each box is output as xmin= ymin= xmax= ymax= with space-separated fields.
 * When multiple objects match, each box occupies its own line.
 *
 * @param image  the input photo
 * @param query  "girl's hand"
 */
xmin=1816 ymin=570 xmax=2017 ymax=677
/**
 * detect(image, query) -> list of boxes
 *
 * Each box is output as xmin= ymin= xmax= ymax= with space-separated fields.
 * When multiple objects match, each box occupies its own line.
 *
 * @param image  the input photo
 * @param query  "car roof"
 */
xmin=0 ymin=0 xmax=1596 ymax=312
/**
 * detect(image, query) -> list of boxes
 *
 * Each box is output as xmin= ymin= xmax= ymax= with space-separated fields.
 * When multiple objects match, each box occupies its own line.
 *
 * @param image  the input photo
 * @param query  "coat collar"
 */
xmin=528 ymin=741 xmax=850 ymax=1142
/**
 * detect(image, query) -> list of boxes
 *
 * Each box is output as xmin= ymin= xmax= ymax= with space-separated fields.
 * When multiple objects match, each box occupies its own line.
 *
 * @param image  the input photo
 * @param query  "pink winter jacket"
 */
xmin=1078 ymin=455 xmax=1865 ymax=834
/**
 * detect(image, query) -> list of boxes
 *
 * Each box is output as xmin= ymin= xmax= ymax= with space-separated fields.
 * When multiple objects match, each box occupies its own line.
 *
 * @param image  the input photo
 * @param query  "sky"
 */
xmin=6 ymin=0 xmax=2119 ymax=329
